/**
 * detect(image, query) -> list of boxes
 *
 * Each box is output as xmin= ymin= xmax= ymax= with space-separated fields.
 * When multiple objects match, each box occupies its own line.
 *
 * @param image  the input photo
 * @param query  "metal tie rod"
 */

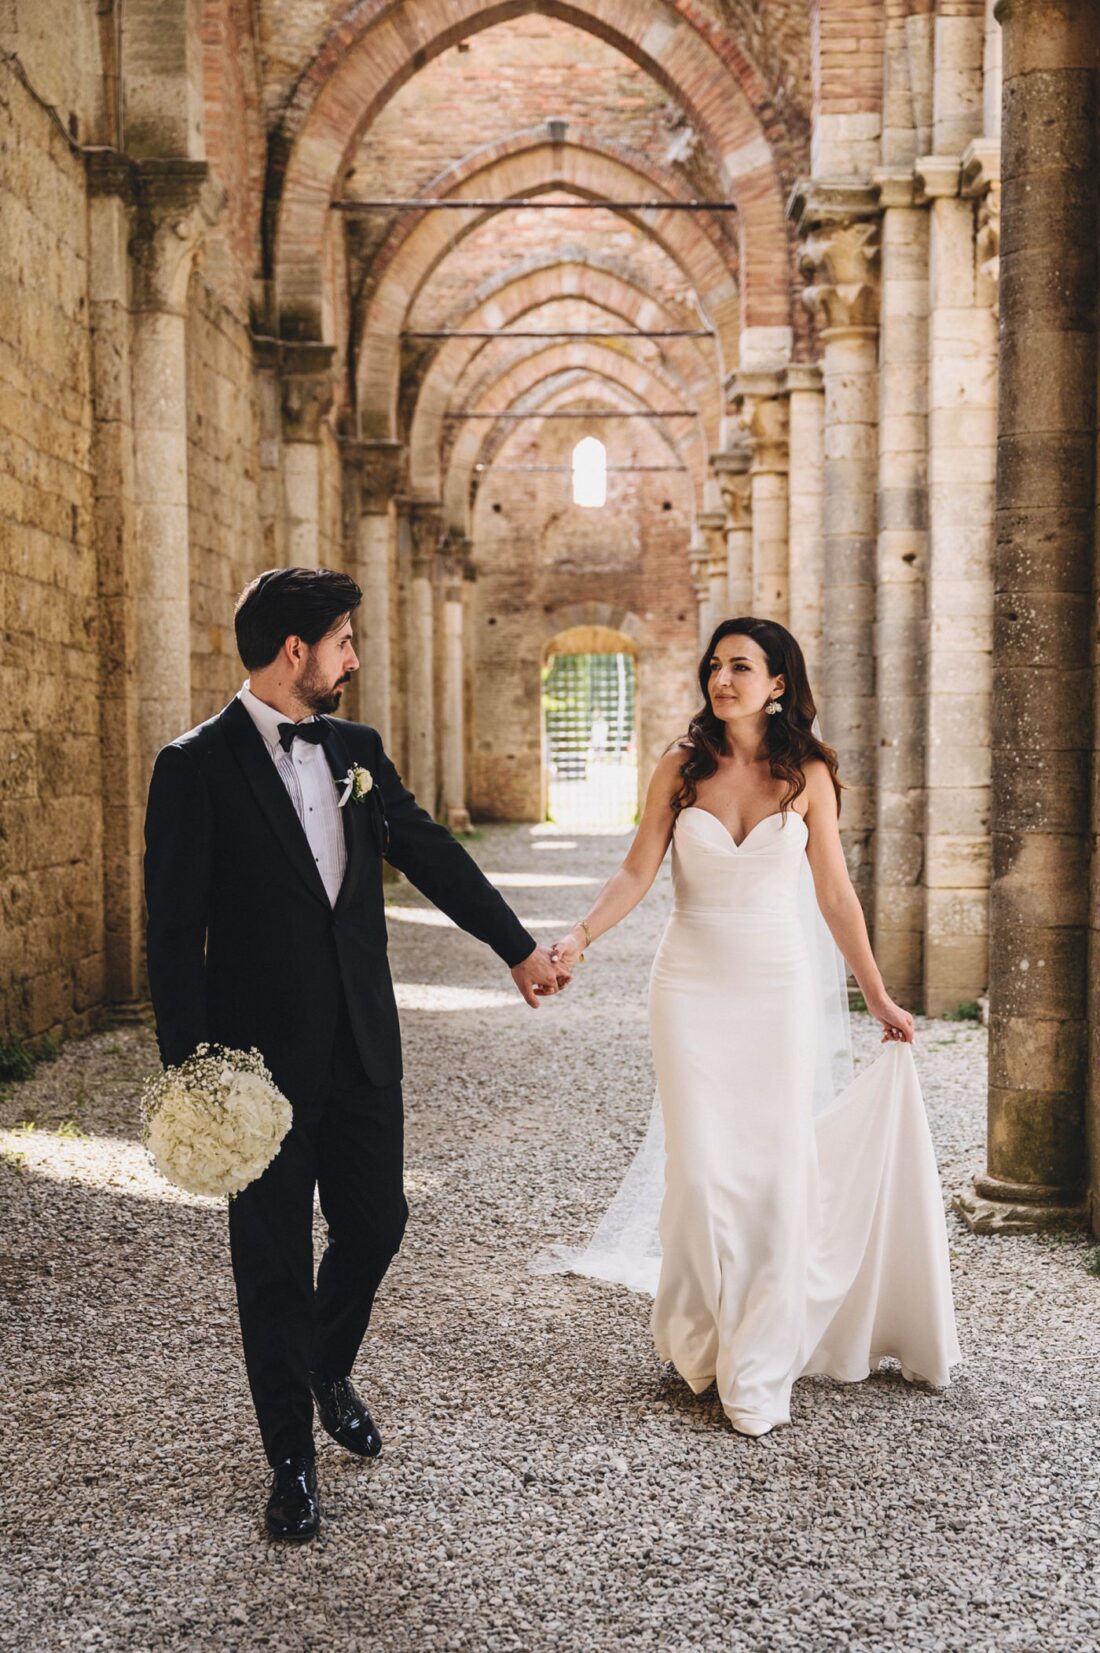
xmin=405 ymin=328 xmax=714 ymax=339
xmin=445 ymin=409 xmax=696 ymax=419
xmin=332 ymin=198 xmax=736 ymax=211
xmin=474 ymin=463 xmax=688 ymax=472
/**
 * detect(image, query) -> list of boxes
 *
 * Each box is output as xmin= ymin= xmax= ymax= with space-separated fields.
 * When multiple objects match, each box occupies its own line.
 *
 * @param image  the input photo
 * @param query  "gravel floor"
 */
xmin=2 ymin=822 xmax=1098 ymax=1652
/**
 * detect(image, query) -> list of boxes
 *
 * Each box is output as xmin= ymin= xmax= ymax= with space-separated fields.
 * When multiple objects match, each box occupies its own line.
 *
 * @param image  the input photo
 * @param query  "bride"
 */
xmin=544 ymin=616 xmax=960 ymax=1437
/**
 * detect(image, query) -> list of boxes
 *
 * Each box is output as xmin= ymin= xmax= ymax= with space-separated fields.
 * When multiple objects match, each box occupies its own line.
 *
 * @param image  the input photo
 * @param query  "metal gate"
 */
xmin=542 ymin=651 xmax=638 ymax=828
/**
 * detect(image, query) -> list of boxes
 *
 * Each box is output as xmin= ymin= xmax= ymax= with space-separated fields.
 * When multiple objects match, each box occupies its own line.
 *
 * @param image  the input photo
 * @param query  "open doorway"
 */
xmin=542 ymin=631 xmax=638 ymax=828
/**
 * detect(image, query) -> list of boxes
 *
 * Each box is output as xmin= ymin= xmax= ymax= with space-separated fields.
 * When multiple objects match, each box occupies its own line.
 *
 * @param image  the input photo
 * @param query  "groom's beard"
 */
xmin=299 ymin=657 xmax=352 ymax=716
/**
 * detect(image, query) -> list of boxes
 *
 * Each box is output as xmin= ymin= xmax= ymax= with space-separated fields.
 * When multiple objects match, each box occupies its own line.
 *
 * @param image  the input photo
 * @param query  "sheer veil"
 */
xmin=529 ymin=728 xmax=854 ymax=1298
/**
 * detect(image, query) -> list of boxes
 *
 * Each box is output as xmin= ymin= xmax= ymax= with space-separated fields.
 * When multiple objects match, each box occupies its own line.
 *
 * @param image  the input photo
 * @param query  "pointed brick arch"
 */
xmin=456 ymin=337 xmax=700 ymax=448
xmin=355 ymin=139 xmax=739 ymax=437
xmin=356 ymin=120 xmax=738 ymax=309
xmin=464 ymin=376 xmax=698 ymax=534
xmin=442 ymin=350 xmax=704 ymax=531
xmin=407 ymin=263 xmax=722 ymax=498
xmin=428 ymin=242 xmax=708 ymax=338
xmin=269 ymin=0 xmax=794 ymax=350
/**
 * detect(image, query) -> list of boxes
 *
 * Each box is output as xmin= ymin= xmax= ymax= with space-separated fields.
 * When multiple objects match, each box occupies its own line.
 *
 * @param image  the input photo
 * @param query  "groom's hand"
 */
xmin=511 ymin=944 xmax=571 ymax=1007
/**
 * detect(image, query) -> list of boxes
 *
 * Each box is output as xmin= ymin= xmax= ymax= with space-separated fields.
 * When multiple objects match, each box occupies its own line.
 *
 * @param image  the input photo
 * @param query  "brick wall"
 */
xmin=0 ymin=59 xmax=102 ymax=1040
xmin=467 ymin=414 xmax=698 ymax=820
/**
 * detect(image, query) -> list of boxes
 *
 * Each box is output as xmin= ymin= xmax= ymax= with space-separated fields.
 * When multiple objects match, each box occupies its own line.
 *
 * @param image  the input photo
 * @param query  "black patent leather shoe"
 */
xmin=264 ymin=1454 xmax=320 ymax=1541
xmin=309 ymin=1372 xmax=382 ymax=1458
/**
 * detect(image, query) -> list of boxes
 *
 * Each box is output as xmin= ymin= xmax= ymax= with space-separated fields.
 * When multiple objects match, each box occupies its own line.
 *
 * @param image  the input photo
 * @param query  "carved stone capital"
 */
xmin=788 ymin=182 xmax=880 ymax=339
xmin=696 ymin=511 xmax=728 ymax=580
xmin=798 ymin=218 xmax=880 ymax=336
xmin=975 ymin=184 xmax=1001 ymax=313
xmin=913 ymin=155 xmax=961 ymax=202
xmin=783 ymin=362 xmax=823 ymax=398
xmin=726 ymin=370 xmax=790 ymax=474
xmin=440 ymin=541 xmax=469 ymax=602
xmin=343 ymin=439 xmax=407 ymax=513
xmin=127 ymin=159 xmax=226 ymax=313
xmin=280 ymin=342 xmax=337 ymax=442
xmin=709 ymin=447 xmax=752 ymax=529
xmin=787 ymin=179 xmax=880 ymax=232
xmin=960 ymin=138 xmax=1002 ymax=199
xmin=447 ymin=532 xmax=475 ymax=582
xmin=410 ymin=502 xmax=444 ymax=574
xmin=872 ymin=168 xmax=919 ymax=212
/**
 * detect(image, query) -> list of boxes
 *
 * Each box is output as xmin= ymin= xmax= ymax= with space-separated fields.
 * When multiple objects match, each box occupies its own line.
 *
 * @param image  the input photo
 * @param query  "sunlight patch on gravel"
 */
xmin=482 ymin=871 xmax=599 ymax=888
xmin=392 ymin=983 xmax=519 ymax=1011
xmin=386 ymin=907 xmax=573 ymax=929
xmin=0 ymin=1130 xmax=214 ymax=1208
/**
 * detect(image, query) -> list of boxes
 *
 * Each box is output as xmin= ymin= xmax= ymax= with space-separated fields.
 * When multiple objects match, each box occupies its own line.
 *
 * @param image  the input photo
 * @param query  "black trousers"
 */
xmin=227 ymin=996 xmax=408 ymax=1466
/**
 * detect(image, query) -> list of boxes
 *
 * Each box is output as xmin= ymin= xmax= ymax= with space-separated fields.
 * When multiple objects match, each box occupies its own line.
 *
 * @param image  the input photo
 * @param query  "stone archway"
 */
xmin=353 ymin=136 xmax=741 ymax=440
xmin=541 ymin=622 xmax=641 ymax=827
xmin=441 ymin=346 xmax=706 ymax=533
xmin=268 ymin=0 xmax=797 ymax=351
xmin=406 ymin=259 xmax=722 ymax=501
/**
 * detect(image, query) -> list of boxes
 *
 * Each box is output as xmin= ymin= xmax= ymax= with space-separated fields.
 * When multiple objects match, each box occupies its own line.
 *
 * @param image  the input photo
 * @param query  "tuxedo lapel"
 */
xmin=220 ymin=697 xmax=331 ymax=907
xmin=320 ymin=716 xmax=368 ymax=913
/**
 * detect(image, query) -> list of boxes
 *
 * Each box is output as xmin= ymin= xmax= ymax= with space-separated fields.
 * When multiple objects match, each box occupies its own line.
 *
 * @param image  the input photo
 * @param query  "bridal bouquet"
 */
xmin=141 ymin=1045 xmax=292 ymax=1199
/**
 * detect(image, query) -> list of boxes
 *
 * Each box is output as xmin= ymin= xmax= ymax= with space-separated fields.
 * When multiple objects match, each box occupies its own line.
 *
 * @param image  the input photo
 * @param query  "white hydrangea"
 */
xmin=141 ymin=1045 xmax=293 ymax=1199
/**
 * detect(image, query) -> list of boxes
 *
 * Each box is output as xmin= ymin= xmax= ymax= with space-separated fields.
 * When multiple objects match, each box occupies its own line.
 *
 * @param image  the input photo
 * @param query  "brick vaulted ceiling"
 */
xmin=253 ymin=1 xmax=812 ymax=511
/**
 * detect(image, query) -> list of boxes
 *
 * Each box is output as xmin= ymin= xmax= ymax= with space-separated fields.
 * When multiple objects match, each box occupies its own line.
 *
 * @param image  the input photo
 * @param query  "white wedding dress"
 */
xmin=535 ymin=804 xmax=960 ymax=1436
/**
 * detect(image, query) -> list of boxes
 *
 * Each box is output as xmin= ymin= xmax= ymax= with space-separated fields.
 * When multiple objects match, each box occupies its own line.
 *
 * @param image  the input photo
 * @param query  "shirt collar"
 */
xmin=237 ymin=681 xmax=318 ymax=755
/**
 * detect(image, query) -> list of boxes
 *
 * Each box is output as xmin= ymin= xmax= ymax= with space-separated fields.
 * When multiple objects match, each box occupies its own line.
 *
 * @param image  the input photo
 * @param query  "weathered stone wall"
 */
xmin=0 ymin=0 xmax=108 ymax=145
xmin=185 ymin=270 xmax=265 ymax=722
xmin=0 ymin=58 xmax=102 ymax=1040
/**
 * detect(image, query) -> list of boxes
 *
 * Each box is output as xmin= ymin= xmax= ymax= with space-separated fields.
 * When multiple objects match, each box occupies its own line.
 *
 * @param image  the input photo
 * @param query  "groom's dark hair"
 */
xmin=234 ymin=567 xmax=363 ymax=669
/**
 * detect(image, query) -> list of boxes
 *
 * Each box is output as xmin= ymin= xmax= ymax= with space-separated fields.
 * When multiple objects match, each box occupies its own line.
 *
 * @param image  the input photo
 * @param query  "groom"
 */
xmin=144 ymin=566 xmax=567 ymax=1540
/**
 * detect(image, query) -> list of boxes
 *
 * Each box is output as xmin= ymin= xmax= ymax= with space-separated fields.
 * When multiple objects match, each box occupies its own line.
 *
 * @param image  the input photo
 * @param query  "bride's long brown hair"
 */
xmin=670 ymin=616 xmax=842 ymax=816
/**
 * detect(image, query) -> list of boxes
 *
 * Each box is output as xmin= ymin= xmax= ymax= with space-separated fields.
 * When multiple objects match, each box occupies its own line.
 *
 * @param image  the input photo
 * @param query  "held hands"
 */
xmin=867 ymin=990 xmax=915 ymax=1044
xmin=548 ymin=926 xmax=585 ymax=974
xmin=510 ymin=943 xmax=572 ymax=1008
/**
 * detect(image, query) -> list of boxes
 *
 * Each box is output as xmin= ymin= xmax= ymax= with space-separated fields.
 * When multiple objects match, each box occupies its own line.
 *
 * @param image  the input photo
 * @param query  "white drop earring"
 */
xmin=765 ymin=698 xmax=782 ymax=716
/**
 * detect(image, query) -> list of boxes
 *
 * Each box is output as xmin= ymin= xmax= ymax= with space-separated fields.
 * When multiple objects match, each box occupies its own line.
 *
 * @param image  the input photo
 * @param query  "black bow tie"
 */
xmin=277 ymin=720 xmax=327 ymax=753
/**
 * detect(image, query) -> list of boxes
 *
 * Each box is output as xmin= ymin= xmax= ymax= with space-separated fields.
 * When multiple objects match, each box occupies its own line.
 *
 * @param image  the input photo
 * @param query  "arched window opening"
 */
xmin=571 ymin=436 xmax=607 ymax=508
xmin=542 ymin=645 xmax=637 ymax=829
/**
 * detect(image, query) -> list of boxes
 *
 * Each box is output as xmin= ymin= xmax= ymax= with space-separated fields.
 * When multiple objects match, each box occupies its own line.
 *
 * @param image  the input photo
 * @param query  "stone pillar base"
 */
xmin=952 ymin=1176 xmax=1089 ymax=1234
xmin=447 ymin=806 xmax=472 ymax=833
xmin=103 ymin=999 xmax=153 ymax=1027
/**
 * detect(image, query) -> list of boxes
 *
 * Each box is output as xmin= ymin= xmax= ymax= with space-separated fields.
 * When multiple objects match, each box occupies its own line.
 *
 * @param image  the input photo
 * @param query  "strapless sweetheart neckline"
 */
xmin=680 ymin=805 xmax=808 ymax=852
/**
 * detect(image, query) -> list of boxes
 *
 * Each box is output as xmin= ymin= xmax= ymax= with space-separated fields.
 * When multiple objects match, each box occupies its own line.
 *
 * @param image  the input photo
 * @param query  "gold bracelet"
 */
xmin=575 ymin=919 xmax=592 ymax=956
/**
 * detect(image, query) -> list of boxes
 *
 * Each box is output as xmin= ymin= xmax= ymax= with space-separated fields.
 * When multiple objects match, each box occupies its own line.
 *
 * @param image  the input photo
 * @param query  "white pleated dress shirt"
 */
xmin=237 ymin=682 xmax=347 ymax=906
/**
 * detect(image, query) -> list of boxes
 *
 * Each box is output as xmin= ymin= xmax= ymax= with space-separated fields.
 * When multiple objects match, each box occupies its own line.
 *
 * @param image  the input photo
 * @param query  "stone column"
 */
xmin=728 ymin=371 xmax=790 ymax=625
xmin=87 ymin=154 xmax=143 ymax=1006
xmin=407 ymin=503 xmax=442 ymax=811
xmin=350 ymin=440 xmax=404 ymax=746
xmin=128 ymin=160 xmax=224 ymax=780
xmin=712 ymin=448 xmax=753 ymax=618
xmin=785 ymin=364 xmax=825 ymax=694
xmin=914 ymin=148 xmax=998 ymax=1016
xmin=698 ymin=501 xmax=729 ymax=629
xmin=793 ymin=185 xmax=881 ymax=909
xmin=872 ymin=171 xmax=930 ymax=1009
xmin=280 ymin=342 xmax=335 ymax=569
xmin=687 ymin=536 xmax=711 ymax=648
xmin=957 ymin=0 xmax=1097 ymax=1232
xmin=441 ymin=543 xmax=472 ymax=831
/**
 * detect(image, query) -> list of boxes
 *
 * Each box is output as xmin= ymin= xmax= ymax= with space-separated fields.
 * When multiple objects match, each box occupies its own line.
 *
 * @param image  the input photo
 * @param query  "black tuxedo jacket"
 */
xmin=143 ymin=696 xmax=536 ymax=1100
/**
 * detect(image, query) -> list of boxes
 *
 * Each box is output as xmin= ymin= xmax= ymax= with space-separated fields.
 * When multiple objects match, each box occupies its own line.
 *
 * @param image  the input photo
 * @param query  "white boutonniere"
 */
xmin=337 ymin=765 xmax=373 ymax=807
